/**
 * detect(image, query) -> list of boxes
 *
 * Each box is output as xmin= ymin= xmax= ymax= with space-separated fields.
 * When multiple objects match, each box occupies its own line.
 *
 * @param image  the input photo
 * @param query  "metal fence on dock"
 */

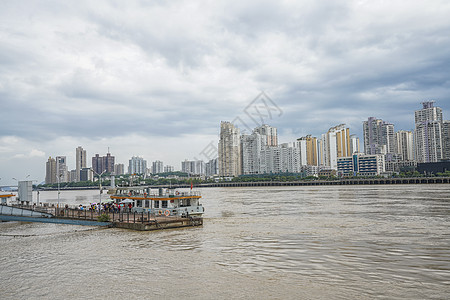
xmin=4 ymin=203 xmax=189 ymax=224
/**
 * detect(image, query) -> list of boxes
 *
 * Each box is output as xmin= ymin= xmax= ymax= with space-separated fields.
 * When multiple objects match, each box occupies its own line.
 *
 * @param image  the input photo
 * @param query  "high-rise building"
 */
xmin=296 ymin=135 xmax=319 ymax=166
xmin=206 ymin=158 xmax=219 ymax=177
xmin=254 ymin=124 xmax=278 ymax=146
xmin=164 ymin=165 xmax=174 ymax=173
xmin=320 ymin=124 xmax=351 ymax=170
xmin=104 ymin=152 xmax=115 ymax=173
xmin=414 ymin=101 xmax=444 ymax=163
xmin=80 ymin=168 xmax=93 ymax=181
xmin=55 ymin=156 xmax=68 ymax=183
xmin=75 ymin=146 xmax=87 ymax=182
xmin=396 ymin=130 xmax=414 ymax=161
xmin=114 ymin=164 xmax=125 ymax=175
xmin=128 ymin=156 xmax=147 ymax=175
xmin=363 ymin=117 xmax=395 ymax=155
xmin=181 ymin=160 xmax=205 ymax=175
xmin=218 ymin=121 xmax=242 ymax=177
xmin=152 ymin=160 xmax=164 ymax=174
xmin=280 ymin=143 xmax=301 ymax=173
xmin=442 ymin=121 xmax=450 ymax=160
xmin=350 ymin=134 xmax=360 ymax=155
xmin=45 ymin=157 xmax=57 ymax=184
xmin=241 ymin=132 xmax=266 ymax=175
xmin=92 ymin=152 xmax=115 ymax=175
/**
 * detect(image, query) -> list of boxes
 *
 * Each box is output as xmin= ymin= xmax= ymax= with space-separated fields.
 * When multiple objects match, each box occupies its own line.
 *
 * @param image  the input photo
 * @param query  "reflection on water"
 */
xmin=1 ymin=185 xmax=449 ymax=299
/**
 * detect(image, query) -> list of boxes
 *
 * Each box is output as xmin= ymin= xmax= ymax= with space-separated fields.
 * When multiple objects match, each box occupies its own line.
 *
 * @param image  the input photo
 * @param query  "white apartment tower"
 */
xmin=129 ymin=156 xmax=147 ymax=174
xmin=56 ymin=156 xmax=68 ymax=183
xmin=320 ymin=124 xmax=351 ymax=170
xmin=363 ymin=117 xmax=395 ymax=155
xmin=152 ymin=160 xmax=164 ymax=174
xmin=254 ymin=124 xmax=278 ymax=146
xmin=396 ymin=130 xmax=414 ymax=161
xmin=218 ymin=121 xmax=242 ymax=177
xmin=414 ymin=101 xmax=443 ymax=163
xmin=241 ymin=132 xmax=266 ymax=175
xmin=76 ymin=146 xmax=87 ymax=182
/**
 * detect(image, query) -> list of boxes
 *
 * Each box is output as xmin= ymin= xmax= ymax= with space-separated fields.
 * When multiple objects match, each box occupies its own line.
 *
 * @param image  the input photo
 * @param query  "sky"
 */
xmin=1 ymin=0 xmax=450 ymax=186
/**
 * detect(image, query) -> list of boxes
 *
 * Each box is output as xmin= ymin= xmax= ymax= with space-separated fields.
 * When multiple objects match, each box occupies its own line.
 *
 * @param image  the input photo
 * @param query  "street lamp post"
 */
xmin=57 ymin=174 xmax=61 ymax=208
xmin=92 ymin=170 xmax=106 ymax=213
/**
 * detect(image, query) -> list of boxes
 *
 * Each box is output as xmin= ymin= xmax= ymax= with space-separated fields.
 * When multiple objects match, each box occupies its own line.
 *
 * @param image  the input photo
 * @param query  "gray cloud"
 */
xmin=1 ymin=0 xmax=450 ymax=184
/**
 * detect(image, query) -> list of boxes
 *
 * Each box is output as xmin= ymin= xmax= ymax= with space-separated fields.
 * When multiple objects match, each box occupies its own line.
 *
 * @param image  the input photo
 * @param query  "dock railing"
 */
xmin=1 ymin=202 xmax=194 ymax=224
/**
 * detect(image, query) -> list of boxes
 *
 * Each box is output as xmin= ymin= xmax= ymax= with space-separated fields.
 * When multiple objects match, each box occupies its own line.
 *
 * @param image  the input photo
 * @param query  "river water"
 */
xmin=1 ymin=185 xmax=449 ymax=299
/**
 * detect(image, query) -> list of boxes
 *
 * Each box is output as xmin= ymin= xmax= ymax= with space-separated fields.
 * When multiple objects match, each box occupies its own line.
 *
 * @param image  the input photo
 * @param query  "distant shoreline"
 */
xmin=35 ymin=177 xmax=450 ymax=191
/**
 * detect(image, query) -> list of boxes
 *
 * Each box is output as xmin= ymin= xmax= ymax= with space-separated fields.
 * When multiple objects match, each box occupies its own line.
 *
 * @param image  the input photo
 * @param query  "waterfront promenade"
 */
xmin=155 ymin=176 xmax=450 ymax=189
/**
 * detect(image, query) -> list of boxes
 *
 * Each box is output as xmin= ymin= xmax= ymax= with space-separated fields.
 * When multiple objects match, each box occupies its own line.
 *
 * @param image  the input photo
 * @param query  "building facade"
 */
xmin=92 ymin=152 xmax=115 ymax=175
xmin=128 ymin=156 xmax=147 ymax=175
xmin=56 ymin=156 xmax=68 ymax=183
xmin=152 ymin=160 xmax=164 ymax=174
xmin=254 ymin=124 xmax=278 ymax=146
xmin=363 ymin=117 xmax=395 ymax=155
xmin=75 ymin=146 xmax=87 ymax=182
xmin=206 ymin=158 xmax=219 ymax=177
xmin=337 ymin=154 xmax=385 ymax=176
xmin=396 ymin=130 xmax=414 ymax=161
xmin=321 ymin=124 xmax=352 ymax=170
xmin=45 ymin=157 xmax=57 ymax=184
xmin=218 ymin=121 xmax=242 ymax=177
xmin=414 ymin=101 xmax=443 ymax=163
xmin=114 ymin=164 xmax=125 ymax=175
xmin=241 ymin=132 xmax=266 ymax=175
xmin=181 ymin=160 xmax=205 ymax=175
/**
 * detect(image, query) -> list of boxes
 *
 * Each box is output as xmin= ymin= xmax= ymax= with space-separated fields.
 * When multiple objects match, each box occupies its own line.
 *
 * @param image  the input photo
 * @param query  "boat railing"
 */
xmin=114 ymin=191 xmax=201 ymax=198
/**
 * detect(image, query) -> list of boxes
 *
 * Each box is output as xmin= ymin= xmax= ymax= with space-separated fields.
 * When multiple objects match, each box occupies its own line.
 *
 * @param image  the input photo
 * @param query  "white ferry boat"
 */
xmin=110 ymin=186 xmax=204 ymax=217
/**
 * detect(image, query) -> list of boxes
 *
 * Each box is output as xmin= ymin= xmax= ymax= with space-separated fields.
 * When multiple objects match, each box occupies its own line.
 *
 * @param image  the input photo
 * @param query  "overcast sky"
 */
xmin=1 ymin=0 xmax=450 ymax=185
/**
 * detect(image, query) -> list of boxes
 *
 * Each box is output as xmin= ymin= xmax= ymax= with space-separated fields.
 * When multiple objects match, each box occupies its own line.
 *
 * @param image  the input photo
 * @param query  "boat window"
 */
xmin=145 ymin=200 xmax=150 ymax=208
xmin=162 ymin=201 xmax=168 ymax=208
xmin=136 ymin=200 xmax=142 ymax=207
xmin=154 ymin=201 xmax=159 ymax=208
xmin=186 ymin=199 xmax=191 ymax=206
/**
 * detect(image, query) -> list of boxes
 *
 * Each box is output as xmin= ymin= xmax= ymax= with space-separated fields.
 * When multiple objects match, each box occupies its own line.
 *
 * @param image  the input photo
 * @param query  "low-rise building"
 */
xmin=338 ymin=154 xmax=385 ymax=177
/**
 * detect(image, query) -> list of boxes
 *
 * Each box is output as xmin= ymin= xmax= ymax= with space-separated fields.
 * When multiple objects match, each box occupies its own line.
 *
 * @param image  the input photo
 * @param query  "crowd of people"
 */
xmin=78 ymin=202 xmax=134 ymax=213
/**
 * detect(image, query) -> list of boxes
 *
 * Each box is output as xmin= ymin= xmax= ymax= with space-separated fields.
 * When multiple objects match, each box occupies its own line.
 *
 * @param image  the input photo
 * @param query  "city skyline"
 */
xmin=2 ymin=1 xmax=450 ymax=185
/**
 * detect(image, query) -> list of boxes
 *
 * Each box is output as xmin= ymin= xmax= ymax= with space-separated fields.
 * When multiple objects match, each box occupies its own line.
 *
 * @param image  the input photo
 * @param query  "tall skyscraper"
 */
xmin=55 ymin=156 xmax=68 ymax=183
xmin=254 ymin=124 xmax=278 ymax=146
xmin=321 ymin=124 xmax=351 ymax=170
xmin=296 ymin=135 xmax=319 ymax=166
xmin=350 ymin=134 xmax=360 ymax=155
xmin=414 ymin=101 xmax=443 ymax=163
xmin=443 ymin=121 xmax=450 ymax=160
xmin=218 ymin=121 xmax=242 ymax=177
xmin=75 ymin=146 xmax=86 ymax=182
xmin=128 ymin=156 xmax=147 ymax=174
xmin=396 ymin=130 xmax=414 ymax=161
xmin=92 ymin=152 xmax=115 ymax=175
xmin=363 ymin=117 xmax=395 ymax=155
xmin=45 ymin=157 xmax=57 ymax=184
xmin=241 ymin=132 xmax=266 ymax=174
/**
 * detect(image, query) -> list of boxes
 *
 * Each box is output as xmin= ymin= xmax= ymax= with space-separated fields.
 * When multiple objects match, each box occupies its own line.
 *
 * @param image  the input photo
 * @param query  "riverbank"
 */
xmin=36 ymin=176 xmax=450 ymax=191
